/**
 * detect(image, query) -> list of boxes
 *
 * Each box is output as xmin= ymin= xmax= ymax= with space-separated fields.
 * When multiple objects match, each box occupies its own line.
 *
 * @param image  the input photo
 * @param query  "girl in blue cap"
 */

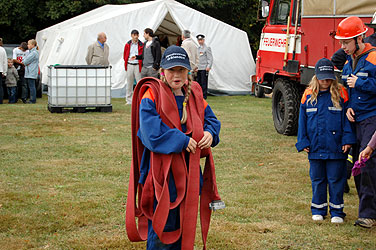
xmin=296 ymin=58 xmax=356 ymax=223
xmin=126 ymin=45 xmax=224 ymax=249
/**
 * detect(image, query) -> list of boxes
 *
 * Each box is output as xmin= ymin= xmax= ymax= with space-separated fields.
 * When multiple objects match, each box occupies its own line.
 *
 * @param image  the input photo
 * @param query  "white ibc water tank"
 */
xmin=47 ymin=65 xmax=112 ymax=107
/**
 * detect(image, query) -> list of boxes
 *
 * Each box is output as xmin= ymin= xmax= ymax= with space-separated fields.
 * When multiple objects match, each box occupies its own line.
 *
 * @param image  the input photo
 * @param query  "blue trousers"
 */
xmin=7 ymin=87 xmax=17 ymax=103
xmin=309 ymin=159 xmax=347 ymax=218
xmin=25 ymin=78 xmax=36 ymax=103
xmin=355 ymin=115 xmax=376 ymax=219
xmin=147 ymin=172 xmax=181 ymax=250
xmin=146 ymin=168 xmax=203 ymax=250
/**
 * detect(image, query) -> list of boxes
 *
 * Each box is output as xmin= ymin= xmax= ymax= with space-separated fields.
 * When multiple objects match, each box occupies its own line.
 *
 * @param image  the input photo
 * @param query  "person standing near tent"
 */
xmin=124 ymin=29 xmax=144 ymax=105
xmin=181 ymin=30 xmax=199 ymax=75
xmin=23 ymin=39 xmax=39 ymax=104
xmin=13 ymin=42 xmax=29 ymax=103
xmin=134 ymin=28 xmax=161 ymax=79
xmin=196 ymin=34 xmax=213 ymax=99
xmin=335 ymin=16 xmax=376 ymax=228
xmin=85 ymin=32 xmax=109 ymax=66
xmin=0 ymin=38 xmax=7 ymax=104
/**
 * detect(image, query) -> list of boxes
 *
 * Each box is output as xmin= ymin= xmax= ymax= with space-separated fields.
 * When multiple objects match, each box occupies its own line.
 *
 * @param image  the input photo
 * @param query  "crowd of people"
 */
xmin=0 ymin=39 xmax=39 ymax=104
xmin=90 ymin=18 xmax=376 ymax=249
xmin=297 ymin=16 xmax=376 ymax=228
xmin=85 ymin=28 xmax=213 ymax=105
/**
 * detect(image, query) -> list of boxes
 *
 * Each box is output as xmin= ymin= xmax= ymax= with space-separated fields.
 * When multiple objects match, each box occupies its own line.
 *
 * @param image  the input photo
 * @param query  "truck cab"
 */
xmin=254 ymin=0 xmax=375 ymax=135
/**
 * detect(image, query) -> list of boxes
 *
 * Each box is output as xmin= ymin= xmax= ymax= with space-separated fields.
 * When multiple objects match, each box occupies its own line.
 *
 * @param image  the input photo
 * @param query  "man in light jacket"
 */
xmin=85 ymin=32 xmax=110 ymax=66
xmin=181 ymin=30 xmax=199 ymax=73
xmin=23 ymin=39 xmax=39 ymax=104
xmin=0 ymin=38 xmax=8 ymax=104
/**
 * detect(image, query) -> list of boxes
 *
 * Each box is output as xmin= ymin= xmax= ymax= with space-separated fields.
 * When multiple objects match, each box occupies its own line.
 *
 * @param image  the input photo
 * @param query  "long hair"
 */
xmin=160 ymin=70 xmax=192 ymax=124
xmin=307 ymin=75 xmax=343 ymax=108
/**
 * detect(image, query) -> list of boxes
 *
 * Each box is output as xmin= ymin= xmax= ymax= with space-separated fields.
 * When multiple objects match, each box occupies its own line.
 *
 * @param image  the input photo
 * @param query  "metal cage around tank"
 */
xmin=47 ymin=65 xmax=112 ymax=112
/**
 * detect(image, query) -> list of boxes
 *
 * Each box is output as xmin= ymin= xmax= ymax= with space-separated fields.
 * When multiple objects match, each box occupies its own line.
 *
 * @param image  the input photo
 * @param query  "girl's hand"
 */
xmin=303 ymin=147 xmax=310 ymax=153
xmin=346 ymin=108 xmax=355 ymax=122
xmin=186 ymin=138 xmax=197 ymax=153
xmin=198 ymin=131 xmax=213 ymax=149
xmin=342 ymin=144 xmax=351 ymax=153
xmin=359 ymin=146 xmax=374 ymax=162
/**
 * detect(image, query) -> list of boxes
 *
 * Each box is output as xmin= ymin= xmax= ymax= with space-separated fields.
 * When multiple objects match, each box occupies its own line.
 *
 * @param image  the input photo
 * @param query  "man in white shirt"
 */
xmin=13 ymin=42 xmax=29 ymax=103
xmin=0 ymin=38 xmax=8 ymax=104
xmin=123 ymin=30 xmax=143 ymax=104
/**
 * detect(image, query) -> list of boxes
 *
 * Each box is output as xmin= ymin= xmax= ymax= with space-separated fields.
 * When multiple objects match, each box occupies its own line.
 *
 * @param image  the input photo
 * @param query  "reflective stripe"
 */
xmin=329 ymin=202 xmax=344 ymax=209
xmin=356 ymin=72 xmax=368 ymax=77
xmin=328 ymin=107 xmax=342 ymax=111
xmin=307 ymin=108 xmax=317 ymax=113
xmin=311 ymin=202 xmax=328 ymax=208
xmin=347 ymin=154 xmax=353 ymax=164
xmin=342 ymin=74 xmax=349 ymax=80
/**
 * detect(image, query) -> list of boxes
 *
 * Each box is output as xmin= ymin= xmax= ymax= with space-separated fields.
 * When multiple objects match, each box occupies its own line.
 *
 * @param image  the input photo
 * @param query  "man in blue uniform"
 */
xmin=335 ymin=16 xmax=376 ymax=228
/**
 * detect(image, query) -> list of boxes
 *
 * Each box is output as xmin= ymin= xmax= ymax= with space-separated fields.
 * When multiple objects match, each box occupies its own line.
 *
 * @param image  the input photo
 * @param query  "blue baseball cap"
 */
xmin=315 ymin=58 xmax=336 ymax=80
xmin=160 ymin=45 xmax=191 ymax=70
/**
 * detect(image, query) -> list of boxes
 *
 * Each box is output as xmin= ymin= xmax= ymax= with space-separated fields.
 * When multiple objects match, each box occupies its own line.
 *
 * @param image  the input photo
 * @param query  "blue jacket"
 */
xmin=341 ymin=43 xmax=376 ymax=122
xmin=296 ymin=87 xmax=356 ymax=160
xmin=137 ymin=88 xmax=221 ymax=184
xmin=23 ymin=47 xmax=39 ymax=79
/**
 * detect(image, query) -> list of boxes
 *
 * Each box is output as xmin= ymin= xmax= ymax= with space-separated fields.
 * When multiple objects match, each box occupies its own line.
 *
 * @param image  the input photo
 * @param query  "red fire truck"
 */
xmin=253 ymin=0 xmax=376 ymax=135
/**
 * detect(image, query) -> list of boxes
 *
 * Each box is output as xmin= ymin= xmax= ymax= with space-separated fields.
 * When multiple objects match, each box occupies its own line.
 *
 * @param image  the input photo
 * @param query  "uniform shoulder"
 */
xmin=366 ymin=49 xmax=376 ymax=65
xmin=142 ymin=88 xmax=155 ymax=102
xmin=301 ymin=88 xmax=313 ymax=104
xmin=339 ymin=85 xmax=349 ymax=102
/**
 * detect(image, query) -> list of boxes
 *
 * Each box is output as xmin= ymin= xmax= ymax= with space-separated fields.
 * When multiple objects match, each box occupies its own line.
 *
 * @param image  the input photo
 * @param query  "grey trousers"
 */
xmin=126 ymin=64 xmax=141 ymax=104
xmin=141 ymin=67 xmax=159 ymax=79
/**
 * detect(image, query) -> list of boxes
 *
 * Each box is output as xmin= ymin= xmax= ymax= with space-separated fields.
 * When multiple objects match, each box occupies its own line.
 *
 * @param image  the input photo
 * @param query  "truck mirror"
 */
xmin=261 ymin=1 xmax=269 ymax=18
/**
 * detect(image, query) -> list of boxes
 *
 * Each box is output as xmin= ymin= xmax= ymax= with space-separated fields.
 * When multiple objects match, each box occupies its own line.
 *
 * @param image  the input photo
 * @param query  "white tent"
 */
xmin=36 ymin=0 xmax=256 ymax=96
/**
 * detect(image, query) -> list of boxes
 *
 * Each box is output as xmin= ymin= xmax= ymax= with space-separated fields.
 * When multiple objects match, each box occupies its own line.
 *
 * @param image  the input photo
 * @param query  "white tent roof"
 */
xmin=36 ymin=0 xmax=255 ymax=95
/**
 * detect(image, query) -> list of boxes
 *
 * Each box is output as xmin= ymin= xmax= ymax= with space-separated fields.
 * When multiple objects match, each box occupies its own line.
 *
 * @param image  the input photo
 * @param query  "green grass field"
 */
xmin=1 ymin=95 xmax=375 ymax=249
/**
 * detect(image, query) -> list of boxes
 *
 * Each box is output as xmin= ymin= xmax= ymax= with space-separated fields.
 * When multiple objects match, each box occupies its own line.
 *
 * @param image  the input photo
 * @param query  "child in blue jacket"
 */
xmin=296 ymin=58 xmax=356 ymax=223
xmin=126 ymin=45 xmax=223 ymax=250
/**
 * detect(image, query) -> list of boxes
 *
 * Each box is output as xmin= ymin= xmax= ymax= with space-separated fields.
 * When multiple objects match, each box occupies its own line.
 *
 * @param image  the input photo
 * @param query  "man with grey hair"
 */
xmin=85 ymin=32 xmax=110 ymax=66
xmin=181 ymin=30 xmax=199 ymax=73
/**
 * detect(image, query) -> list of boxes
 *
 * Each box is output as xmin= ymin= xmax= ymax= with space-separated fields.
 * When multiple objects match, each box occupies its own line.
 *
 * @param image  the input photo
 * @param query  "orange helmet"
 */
xmin=335 ymin=16 xmax=368 ymax=39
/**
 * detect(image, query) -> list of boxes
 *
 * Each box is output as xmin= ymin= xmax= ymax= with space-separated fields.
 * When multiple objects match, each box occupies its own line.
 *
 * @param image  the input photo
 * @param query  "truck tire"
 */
xmin=254 ymin=84 xmax=265 ymax=98
xmin=272 ymin=78 xmax=300 ymax=135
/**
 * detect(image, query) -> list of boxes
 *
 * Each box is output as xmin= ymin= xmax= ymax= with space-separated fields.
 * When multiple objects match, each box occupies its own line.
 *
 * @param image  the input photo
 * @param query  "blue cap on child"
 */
xmin=315 ymin=58 xmax=336 ymax=80
xmin=160 ymin=45 xmax=191 ymax=71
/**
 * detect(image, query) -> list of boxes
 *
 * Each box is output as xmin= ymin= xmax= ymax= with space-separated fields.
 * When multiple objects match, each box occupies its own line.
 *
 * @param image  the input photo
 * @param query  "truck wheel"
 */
xmin=272 ymin=78 xmax=300 ymax=135
xmin=254 ymin=84 xmax=265 ymax=98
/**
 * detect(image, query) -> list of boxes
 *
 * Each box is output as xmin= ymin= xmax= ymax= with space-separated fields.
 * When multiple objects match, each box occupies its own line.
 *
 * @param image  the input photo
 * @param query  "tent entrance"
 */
xmin=155 ymin=12 xmax=182 ymax=50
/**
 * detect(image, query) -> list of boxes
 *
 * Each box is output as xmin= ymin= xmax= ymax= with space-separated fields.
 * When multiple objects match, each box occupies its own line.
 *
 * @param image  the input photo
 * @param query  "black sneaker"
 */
xmin=354 ymin=218 xmax=376 ymax=228
xmin=22 ymin=99 xmax=27 ymax=104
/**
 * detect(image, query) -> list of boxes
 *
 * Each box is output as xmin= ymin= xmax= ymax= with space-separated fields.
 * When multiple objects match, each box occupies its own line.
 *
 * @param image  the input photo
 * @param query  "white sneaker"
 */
xmin=331 ymin=217 xmax=344 ymax=223
xmin=312 ymin=215 xmax=324 ymax=221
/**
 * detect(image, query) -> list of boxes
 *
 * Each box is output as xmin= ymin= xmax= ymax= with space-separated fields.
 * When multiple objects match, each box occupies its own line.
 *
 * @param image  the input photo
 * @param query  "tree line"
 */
xmin=0 ymin=0 xmax=264 ymax=54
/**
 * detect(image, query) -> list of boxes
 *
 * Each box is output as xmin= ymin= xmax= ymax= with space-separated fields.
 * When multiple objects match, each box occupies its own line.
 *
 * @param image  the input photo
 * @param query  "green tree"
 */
xmin=0 ymin=0 xmax=264 ymax=55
